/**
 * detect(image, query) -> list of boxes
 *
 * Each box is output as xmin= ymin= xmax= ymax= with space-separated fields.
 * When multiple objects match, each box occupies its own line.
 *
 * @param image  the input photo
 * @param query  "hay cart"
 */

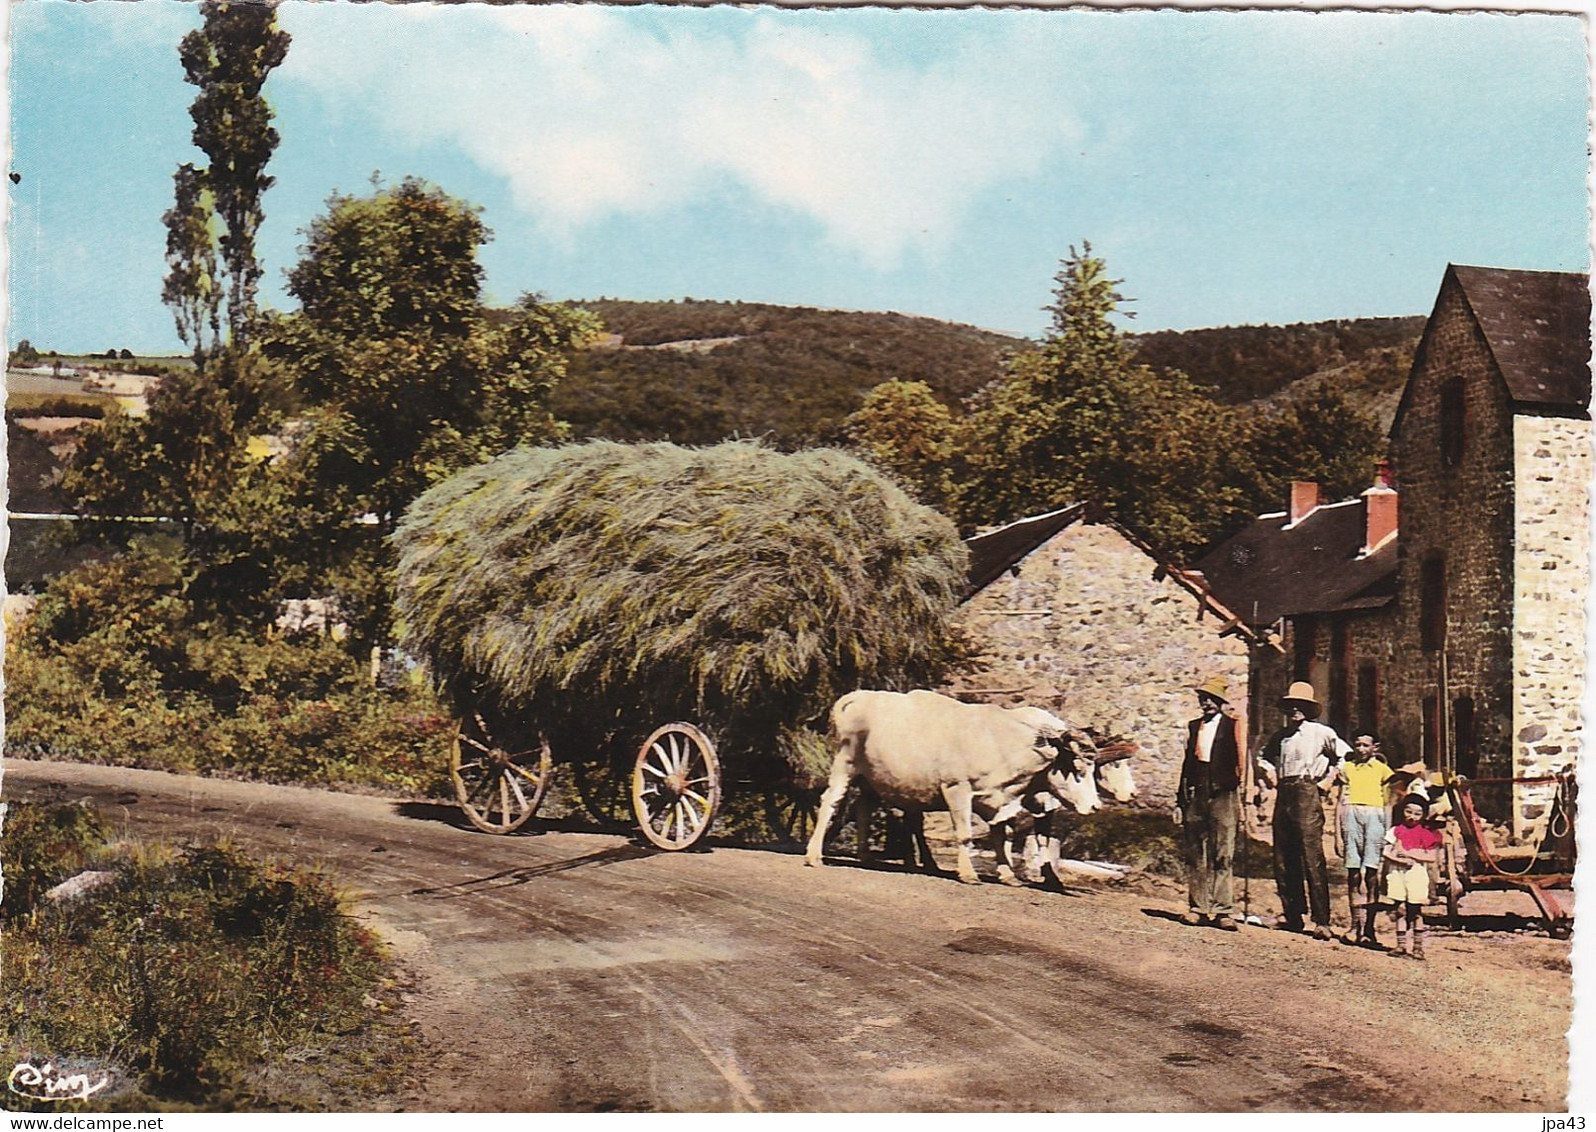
xmin=396 ymin=440 xmax=968 ymax=853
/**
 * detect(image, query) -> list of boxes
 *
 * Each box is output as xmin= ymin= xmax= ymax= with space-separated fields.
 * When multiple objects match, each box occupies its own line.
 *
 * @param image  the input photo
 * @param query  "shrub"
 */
xmin=5 ymin=540 xmax=455 ymax=795
xmin=0 ymin=799 xmax=108 ymax=920
xmin=1 ymin=809 xmax=406 ymax=1109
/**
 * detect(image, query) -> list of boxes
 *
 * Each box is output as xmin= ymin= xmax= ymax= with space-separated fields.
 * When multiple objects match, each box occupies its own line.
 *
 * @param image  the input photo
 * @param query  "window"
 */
xmin=1440 ymin=378 xmax=1465 ymax=466
xmin=1452 ymin=696 xmax=1477 ymax=778
xmin=1292 ymin=616 xmax=1318 ymax=681
xmin=1420 ymin=556 xmax=1446 ymax=652
xmin=1356 ymin=663 xmax=1380 ymax=734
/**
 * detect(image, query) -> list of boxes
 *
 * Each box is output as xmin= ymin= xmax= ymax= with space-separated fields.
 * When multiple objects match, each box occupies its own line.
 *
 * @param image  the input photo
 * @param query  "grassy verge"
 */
xmin=1 ymin=798 xmax=419 ymax=1111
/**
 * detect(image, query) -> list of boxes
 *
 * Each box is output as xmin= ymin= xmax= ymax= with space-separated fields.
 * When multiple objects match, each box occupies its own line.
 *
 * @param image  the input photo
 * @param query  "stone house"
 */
xmin=1198 ymin=264 xmax=1590 ymax=836
xmin=945 ymin=503 xmax=1268 ymax=807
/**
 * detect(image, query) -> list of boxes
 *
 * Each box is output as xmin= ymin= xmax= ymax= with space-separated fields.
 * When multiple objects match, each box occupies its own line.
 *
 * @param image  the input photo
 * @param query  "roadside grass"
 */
xmin=1 ymin=799 xmax=419 ymax=1112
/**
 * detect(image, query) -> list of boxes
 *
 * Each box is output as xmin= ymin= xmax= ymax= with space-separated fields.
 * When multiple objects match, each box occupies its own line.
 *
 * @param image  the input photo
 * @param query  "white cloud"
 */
xmin=276 ymin=4 xmax=1084 ymax=269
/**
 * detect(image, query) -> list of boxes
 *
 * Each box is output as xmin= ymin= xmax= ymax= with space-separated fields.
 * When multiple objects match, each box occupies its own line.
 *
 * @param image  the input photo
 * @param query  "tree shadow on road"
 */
xmin=406 ymin=843 xmax=656 ymax=898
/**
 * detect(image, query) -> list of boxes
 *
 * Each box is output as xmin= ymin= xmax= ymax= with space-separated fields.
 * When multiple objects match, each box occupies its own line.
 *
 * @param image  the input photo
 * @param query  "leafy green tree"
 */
xmin=845 ymin=379 xmax=957 ymax=508
xmin=173 ymin=0 xmax=290 ymax=349
xmin=64 ymin=348 xmax=296 ymax=625
xmin=260 ymin=178 xmax=599 ymax=650
xmin=160 ymin=163 xmax=222 ymax=365
xmin=267 ymin=178 xmax=598 ymax=529
xmin=952 ymin=244 xmax=1239 ymax=552
xmin=1234 ymin=385 xmax=1386 ymax=514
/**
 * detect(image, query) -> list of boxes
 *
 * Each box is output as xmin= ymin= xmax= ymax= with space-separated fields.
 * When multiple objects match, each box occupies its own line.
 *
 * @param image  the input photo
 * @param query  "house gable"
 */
xmin=949 ymin=517 xmax=1252 ymax=806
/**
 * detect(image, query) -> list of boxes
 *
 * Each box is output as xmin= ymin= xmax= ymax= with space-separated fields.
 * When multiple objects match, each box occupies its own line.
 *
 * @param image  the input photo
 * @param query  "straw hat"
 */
xmin=1280 ymin=681 xmax=1321 ymax=716
xmin=1191 ymin=675 xmax=1230 ymax=703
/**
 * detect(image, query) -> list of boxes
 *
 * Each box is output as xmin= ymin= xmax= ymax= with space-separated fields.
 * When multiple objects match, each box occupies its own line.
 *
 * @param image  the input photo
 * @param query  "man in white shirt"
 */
xmin=1255 ymin=681 xmax=1350 ymax=940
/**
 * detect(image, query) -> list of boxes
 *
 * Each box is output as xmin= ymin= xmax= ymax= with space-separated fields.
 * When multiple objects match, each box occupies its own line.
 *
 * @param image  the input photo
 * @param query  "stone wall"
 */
xmin=1510 ymin=414 xmax=1589 ymax=835
xmin=1384 ymin=277 xmax=1518 ymax=779
xmin=941 ymin=521 xmax=1250 ymax=807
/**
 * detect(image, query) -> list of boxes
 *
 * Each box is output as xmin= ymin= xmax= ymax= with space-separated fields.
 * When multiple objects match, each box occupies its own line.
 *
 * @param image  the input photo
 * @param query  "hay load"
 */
xmin=393 ymin=439 xmax=967 ymax=778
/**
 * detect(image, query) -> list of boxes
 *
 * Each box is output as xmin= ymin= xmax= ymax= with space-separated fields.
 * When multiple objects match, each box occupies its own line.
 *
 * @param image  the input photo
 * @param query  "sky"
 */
xmin=4 ymin=2 xmax=1591 ymax=354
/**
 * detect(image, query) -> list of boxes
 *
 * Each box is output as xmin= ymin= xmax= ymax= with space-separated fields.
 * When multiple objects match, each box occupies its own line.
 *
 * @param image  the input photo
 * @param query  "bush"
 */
xmin=5 ymin=542 xmax=455 ymax=795
xmin=6 ymin=397 xmax=107 ymax=419
xmin=0 ymin=798 xmax=108 ymax=920
xmin=1 ymin=810 xmax=407 ymax=1109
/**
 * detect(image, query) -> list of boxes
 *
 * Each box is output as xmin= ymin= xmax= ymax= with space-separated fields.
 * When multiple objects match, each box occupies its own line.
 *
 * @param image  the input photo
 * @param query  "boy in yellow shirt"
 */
xmin=1332 ymin=729 xmax=1393 ymax=947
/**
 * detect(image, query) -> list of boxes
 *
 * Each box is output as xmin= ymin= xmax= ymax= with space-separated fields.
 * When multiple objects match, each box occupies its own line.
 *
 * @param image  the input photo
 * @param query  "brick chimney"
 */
xmin=1288 ymin=481 xmax=1320 ymax=525
xmin=1361 ymin=466 xmax=1398 ymax=555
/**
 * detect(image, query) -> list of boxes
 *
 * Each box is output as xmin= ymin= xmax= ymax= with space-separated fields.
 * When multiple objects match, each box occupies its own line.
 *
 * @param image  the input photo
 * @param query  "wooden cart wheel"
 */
xmin=765 ymin=784 xmax=820 ymax=846
xmin=572 ymin=751 xmax=632 ymax=829
xmin=451 ymin=710 xmax=553 ymax=834
xmin=632 ymin=723 xmax=721 ymax=851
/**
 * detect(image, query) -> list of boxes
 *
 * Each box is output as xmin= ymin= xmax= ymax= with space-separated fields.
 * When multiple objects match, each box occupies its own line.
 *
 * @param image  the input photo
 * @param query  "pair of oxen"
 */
xmin=804 ymin=689 xmax=1136 ymax=886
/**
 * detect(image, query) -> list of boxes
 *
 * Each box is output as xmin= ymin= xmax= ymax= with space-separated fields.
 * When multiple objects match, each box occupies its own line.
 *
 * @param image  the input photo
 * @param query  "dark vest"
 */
xmin=1180 ymin=714 xmax=1242 ymax=794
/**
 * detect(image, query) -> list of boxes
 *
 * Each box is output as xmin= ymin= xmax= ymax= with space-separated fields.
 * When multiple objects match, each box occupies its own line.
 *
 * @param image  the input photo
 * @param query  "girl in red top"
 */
xmin=1382 ymin=794 xmax=1443 ymax=959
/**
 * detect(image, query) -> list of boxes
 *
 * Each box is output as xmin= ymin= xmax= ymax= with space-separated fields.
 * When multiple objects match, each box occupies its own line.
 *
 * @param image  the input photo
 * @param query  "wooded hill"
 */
xmin=552 ymin=299 xmax=1021 ymax=446
xmin=551 ymin=298 xmax=1425 ymax=446
xmin=1129 ymin=315 xmax=1426 ymax=404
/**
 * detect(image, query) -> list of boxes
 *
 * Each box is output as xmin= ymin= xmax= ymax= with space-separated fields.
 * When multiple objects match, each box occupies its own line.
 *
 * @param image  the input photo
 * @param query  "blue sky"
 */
xmin=6 ymin=2 xmax=1590 ymax=354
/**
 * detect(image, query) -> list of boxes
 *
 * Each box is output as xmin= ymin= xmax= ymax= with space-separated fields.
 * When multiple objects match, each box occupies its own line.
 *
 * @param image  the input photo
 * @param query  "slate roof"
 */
xmin=1452 ymin=265 xmax=1590 ymax=412
xmin=1194 ymin=499 xmax=1398 ymax=627
xmin=963 ymin=503 xmax=1090 ymax=596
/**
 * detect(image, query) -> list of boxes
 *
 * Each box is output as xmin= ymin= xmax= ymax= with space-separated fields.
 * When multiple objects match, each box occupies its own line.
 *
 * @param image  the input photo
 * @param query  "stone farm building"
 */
xmin=944 ymin=502 xmax=1272 ymax=808
xmin=1197 ymin=264 xmax=1590 ymax=836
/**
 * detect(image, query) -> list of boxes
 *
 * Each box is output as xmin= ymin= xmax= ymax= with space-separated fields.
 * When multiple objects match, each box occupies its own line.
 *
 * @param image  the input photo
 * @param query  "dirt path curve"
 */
xmin=4 ymin=759 xmax=1570 ymax=1112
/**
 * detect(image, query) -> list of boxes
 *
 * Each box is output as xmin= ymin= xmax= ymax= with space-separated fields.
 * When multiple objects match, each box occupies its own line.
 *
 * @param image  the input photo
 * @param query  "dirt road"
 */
xmin=4 ymin=759 xmax=1570 ymax=1112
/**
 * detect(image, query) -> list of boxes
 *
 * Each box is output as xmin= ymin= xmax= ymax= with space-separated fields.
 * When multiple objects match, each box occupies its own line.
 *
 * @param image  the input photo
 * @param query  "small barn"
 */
xmin=947 ymin=503 xmax=1268 ymax=807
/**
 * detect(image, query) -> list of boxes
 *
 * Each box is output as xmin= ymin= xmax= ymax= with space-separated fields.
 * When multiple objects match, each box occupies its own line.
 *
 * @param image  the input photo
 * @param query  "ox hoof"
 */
xmin=956 ymin=872 xmax=982 ymax=886
xmin=803 ymin=856 xmax=824 ymax=869
xmin=997 ymin=872 xmax=1025 ymax=888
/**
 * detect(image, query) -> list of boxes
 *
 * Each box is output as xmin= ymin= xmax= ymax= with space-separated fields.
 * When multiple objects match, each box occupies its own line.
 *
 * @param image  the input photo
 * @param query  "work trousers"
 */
xmin=1182 ymin=784 xmax=1237 ymax=917
xmin=1272 ymin=779 xmax=1332 ymax=927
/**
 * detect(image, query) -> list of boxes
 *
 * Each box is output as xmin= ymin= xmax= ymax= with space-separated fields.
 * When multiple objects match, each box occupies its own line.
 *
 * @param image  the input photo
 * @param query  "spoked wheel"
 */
xmin=632 ymin=722 xmax=722 ymax=851
xmin=452 ymin=710 xmax=553 ymax=834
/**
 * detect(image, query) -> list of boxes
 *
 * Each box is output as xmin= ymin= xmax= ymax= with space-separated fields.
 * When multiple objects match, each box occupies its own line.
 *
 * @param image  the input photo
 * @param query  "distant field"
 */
xmin=51 ymin=353 xmax=190 ymax=370
xmin=6 ymin=371 xmax=112 ymax=399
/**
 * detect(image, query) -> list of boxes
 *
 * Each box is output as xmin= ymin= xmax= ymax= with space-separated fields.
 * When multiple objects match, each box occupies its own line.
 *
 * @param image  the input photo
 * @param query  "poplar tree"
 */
xmin=162 ymin=0 xmax=290 ymax=355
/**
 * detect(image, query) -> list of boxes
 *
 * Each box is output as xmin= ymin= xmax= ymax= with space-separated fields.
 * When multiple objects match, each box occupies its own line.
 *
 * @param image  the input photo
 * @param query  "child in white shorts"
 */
xmin=1382 ymin=794 xmax=1442 ymax=959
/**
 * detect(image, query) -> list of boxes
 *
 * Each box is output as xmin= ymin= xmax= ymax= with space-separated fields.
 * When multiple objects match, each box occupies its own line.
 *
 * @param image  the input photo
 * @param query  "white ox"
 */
xmin=803 ymin=690 xmax=1102 ymax=885
xmin=1010 ymin=733 xmax=1138 ymax=883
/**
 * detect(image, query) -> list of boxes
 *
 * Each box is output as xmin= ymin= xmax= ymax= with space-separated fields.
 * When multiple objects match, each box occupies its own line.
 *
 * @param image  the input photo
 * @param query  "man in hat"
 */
xmin=1255 ymin=681 xmax=1350 ymax=939
xmin=1174 ymin=676 xmax=1248 ymax=930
